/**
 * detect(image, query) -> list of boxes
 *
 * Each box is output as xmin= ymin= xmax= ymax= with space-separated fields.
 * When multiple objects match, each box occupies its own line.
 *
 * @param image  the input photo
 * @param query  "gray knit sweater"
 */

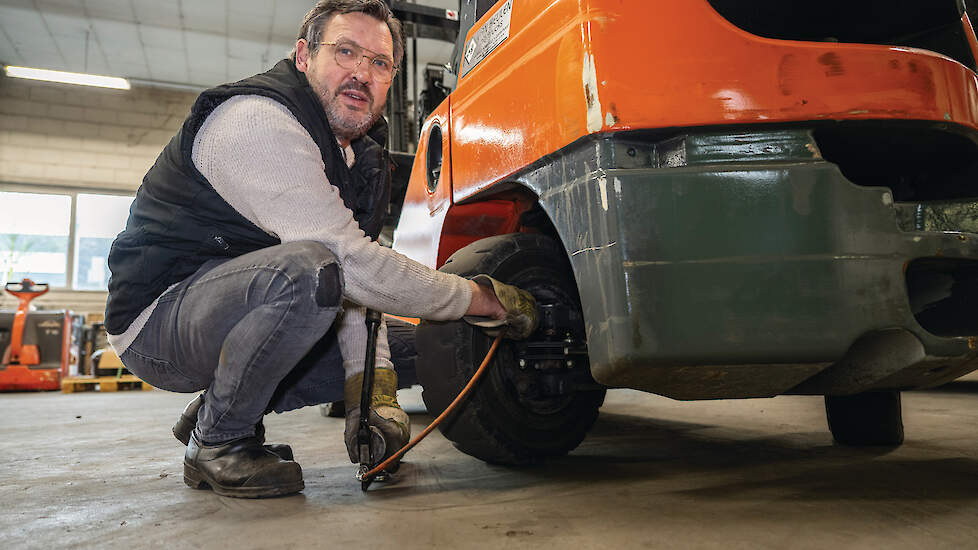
xmin=108 ymin=95 xmax=472 ymax=379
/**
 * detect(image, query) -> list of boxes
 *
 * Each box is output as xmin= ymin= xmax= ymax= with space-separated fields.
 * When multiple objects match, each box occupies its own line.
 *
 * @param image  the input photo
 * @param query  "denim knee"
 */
xmin=274 ymin=241 xmax=344 ymax=311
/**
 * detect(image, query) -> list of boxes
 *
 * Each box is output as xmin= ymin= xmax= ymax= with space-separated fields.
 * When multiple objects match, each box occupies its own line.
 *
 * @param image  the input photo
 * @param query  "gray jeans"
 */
xmin=120 ymin=241 xmax=416 ymax=443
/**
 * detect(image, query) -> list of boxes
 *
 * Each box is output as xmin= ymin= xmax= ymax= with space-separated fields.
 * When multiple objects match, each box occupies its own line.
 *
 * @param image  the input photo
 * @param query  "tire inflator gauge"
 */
xmin=355 ymin=311 xmax=503 ymax=491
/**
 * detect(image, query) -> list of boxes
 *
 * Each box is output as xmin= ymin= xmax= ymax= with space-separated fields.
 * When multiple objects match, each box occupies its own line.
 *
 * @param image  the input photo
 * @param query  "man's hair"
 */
xmin=290 ymin=0 xmax=404 ymax=68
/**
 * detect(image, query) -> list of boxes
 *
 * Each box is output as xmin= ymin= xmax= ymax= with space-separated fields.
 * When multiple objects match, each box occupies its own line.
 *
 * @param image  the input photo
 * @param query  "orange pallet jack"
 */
xmin=0 ymin=279 xmax=76 ymax=391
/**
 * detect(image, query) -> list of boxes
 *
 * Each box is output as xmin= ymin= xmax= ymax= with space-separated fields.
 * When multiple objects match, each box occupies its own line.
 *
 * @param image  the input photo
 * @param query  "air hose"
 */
xmin=361 ymin=332 xmax=504 ymax=481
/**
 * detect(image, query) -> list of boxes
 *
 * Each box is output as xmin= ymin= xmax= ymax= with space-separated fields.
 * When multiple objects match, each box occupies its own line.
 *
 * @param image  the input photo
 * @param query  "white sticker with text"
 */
xmin=459 ymin=0 xmax=513 ymax=78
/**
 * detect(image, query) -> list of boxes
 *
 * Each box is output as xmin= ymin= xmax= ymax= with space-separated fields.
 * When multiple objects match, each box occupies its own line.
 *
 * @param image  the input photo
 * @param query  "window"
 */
xmin=0 ymin=191 xmax=72 ymax=287
xmin=0 ymin=188 xmax=134 ymax=291
xmin=74 ymin=194 xmax=135 ymax=290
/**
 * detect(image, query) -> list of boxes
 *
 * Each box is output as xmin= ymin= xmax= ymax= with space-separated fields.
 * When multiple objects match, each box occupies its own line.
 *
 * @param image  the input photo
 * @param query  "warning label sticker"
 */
xmin=459 ymin=0 xmax=513 ymax=78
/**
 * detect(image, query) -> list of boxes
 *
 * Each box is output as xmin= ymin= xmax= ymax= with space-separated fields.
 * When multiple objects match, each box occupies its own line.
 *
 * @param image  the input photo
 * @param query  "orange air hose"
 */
xmin=364 ymin=332 xmax=504 ymax=479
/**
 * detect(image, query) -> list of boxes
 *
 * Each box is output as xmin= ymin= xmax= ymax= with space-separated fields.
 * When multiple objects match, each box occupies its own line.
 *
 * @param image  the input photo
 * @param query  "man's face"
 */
xmin=295 ymin=12 xmax=395 ymax=145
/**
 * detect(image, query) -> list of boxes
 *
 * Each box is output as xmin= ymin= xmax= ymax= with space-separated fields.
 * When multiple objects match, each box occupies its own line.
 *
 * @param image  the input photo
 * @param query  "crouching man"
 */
xmin=105 ymin=0 xmax=536 ymax=498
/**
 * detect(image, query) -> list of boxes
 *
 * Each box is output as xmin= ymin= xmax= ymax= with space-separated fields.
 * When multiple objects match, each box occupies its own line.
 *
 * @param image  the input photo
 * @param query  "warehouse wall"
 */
xmin=0 ymin=75 xmax=197 ymax=315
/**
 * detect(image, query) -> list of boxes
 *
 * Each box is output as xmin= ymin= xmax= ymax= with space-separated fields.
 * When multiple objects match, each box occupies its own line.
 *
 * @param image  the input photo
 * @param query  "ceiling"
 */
xmin=0 ymin=0 xmax=457 ymax=90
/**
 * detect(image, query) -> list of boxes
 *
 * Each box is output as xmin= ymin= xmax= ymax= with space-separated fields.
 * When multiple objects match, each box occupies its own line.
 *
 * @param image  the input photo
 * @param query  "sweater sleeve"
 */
xmin=191 ymin=94 xmax=472 ymax=320
xmin=336 ymin=301 xmax=394 ymax=379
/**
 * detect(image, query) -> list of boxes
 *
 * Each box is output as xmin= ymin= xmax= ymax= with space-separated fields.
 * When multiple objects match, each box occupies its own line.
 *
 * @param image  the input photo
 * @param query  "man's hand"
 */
xmin=463 ymin=275 xmax=539 ymax=340
xmin=343 ymin=368 xmax=410 ymax=466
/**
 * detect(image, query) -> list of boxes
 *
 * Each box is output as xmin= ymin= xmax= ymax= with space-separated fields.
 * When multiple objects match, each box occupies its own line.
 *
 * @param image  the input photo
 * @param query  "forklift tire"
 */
xmin=825 ymin=391 xmax=904 ymax=446
xmin=415 ymin=233 xmax=605 ymax=465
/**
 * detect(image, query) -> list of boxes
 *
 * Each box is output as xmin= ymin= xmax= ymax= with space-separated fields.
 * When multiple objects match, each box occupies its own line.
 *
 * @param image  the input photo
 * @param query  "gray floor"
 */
xmin=2 ymin=375 xmax=977 ymax=550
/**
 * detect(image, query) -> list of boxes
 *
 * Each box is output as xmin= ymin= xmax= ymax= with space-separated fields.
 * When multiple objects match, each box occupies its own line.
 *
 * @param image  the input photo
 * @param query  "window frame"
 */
xmin=0 ymin=182 xmax=134 ymax=293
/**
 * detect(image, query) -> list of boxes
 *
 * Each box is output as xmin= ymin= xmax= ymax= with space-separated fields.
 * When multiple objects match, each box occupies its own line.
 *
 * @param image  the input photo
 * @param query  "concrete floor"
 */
xmin=1 ymin=376 xmax=977 ymax=550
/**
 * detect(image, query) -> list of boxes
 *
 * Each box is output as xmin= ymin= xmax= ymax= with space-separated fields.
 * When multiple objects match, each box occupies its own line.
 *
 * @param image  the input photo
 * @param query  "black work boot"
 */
xmin=183 ymin=433 xmax=304 ymax=498
xmin=173 ymin=393 xmax=294 ymax=461
xmin=319 ymin=400 xmax=346 ymax=418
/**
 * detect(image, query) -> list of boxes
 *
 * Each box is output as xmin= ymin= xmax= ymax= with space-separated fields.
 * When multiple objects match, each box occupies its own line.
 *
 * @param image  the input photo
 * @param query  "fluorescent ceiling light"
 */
xmin=4 ymin=65 xmax=130 ymax=90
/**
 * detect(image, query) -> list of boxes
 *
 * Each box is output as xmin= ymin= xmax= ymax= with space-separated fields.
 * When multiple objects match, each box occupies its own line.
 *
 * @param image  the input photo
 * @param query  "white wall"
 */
xmin=0 ymin=75 xmax=197 ymax=315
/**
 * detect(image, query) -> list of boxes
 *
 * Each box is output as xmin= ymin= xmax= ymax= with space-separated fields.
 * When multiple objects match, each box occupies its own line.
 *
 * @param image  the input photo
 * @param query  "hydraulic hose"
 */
xmin=363 ymin=332 xmax=504 ymax=480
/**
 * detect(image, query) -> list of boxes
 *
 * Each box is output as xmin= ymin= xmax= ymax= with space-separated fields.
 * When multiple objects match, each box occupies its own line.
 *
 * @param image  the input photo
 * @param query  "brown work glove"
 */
xmin=343 ymin=368 xmax=410 ymax=467
xmin=463 ymin=274 xmax=539 ymax=340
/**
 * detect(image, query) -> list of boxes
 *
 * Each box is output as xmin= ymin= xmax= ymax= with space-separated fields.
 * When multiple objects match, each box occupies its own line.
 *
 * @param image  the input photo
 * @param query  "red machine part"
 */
xmin=436 ymin=198 xmax=530 ymax=267
xmin=0 ymin=278 xmax=60 ymax=391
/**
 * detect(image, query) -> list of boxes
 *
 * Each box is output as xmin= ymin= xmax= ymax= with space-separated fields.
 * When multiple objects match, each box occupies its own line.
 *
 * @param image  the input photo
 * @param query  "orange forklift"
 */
xmin=0 ymin=279 xmax=83 ymax=391
xmin=393 ymin=0 xmax=978 ymax=464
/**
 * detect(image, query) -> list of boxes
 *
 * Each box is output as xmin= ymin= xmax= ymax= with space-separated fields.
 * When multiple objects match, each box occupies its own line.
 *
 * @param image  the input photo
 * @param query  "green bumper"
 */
xmin=518 ymin=129 xmax=978 ymax=399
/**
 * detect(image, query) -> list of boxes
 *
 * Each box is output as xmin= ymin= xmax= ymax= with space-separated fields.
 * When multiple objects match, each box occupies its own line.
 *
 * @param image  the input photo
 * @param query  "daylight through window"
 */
xmin=0 ymin=189 xmax=133 ymax=291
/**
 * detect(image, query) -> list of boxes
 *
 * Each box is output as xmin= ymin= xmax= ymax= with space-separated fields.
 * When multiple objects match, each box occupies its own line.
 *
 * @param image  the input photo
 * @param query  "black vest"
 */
xmin=105 ymin=59 xmax=391 ymax=335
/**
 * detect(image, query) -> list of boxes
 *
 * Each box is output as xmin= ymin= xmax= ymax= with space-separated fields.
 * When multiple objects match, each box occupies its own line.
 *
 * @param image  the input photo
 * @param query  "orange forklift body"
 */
xmin=392 ymin=0 xmax=978 ymax=461
xmin=394 ymin=0 xmax=978 ymax=265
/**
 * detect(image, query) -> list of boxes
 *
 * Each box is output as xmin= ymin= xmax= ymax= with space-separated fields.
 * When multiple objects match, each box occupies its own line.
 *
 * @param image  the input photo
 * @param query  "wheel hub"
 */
xmin=500 ymin=302 xmax=601 ymax=414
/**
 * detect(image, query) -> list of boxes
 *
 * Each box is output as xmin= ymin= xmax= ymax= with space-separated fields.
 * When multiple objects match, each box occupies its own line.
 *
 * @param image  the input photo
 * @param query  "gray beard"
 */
xmin=314 ymin=81 xmax=383 ymax=142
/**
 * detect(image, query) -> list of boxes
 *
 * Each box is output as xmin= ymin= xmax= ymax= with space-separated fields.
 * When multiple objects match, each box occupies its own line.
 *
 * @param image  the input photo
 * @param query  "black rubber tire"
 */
xmin=825 ymin=391 xmax=905 ymax=446
xmin=416 ymin=233 xmax=606 ymax=465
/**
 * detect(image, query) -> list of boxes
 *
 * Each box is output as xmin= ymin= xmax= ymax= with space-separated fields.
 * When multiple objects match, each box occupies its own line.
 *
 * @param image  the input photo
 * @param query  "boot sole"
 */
xmin=184 ymin=461 xmax=304 ymax=499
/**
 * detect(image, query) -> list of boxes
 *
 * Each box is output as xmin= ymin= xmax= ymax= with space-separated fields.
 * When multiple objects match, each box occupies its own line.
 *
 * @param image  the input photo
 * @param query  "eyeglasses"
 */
xmin=318 ymin=41 xmax=397 ymax=83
